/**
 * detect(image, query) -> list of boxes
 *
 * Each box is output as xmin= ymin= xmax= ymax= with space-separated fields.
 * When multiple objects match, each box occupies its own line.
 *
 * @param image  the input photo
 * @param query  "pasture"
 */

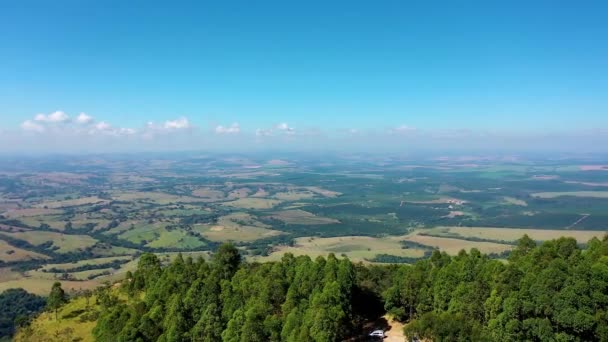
xmin=0 ymin=240 xmax=48 ymax=262
xmin=0 ymin=231 xmax=98 ymax=253
xmin=222 ymin=198 xmax=282 ymax=209
xmin=424 ymin=226 xmax=607 ymax=243
xmin=196 ymin=212 xmax=283 ymax=242
xmin=3 ymin=154 xmax=608 ymax=292
xmin=503 ymin=197 xmax=527 ymax=206
xmin=14 ymin=295 xmax=97 ymax=342
xmin=0 ymin=277 xmax=100 ymax=296
xmin=111 ymin=191 xmax=202 ymax=204
xmin=192 ymin=187 xmax=225 ymax=200
xmin=273 ymin=190 xmax=315 ymax=201
xmin=39 ymin=256 xmax=132 ymax=272
xmin=35 ymin=196 xmax=109 ymax=209
xmin=17 ymin=215 xmax=67 ymax=230
xmin=404 ymin=233 xmax=513 ymax=255
xmin=532 ymin=191 xmax=608 ymax=199
xmin=1 ymin=208 xmax=62 ymax=218
xmin=145 ymin=228 xmax=206 ymax=249
xmin=254 ymin=235 xmax=427 ymax=263
xmin=267 ymin=209 xmax=340 ymax=225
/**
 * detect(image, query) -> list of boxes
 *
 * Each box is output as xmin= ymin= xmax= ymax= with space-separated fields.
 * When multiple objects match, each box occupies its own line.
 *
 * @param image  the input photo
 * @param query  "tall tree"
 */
xmin=47 ymin=282 xmax=67 ymax=321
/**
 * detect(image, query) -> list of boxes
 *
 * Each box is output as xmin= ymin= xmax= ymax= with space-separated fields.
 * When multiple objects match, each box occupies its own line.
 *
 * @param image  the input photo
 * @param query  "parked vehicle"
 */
xmin=369 ymin=330 xmax=385 ymax=338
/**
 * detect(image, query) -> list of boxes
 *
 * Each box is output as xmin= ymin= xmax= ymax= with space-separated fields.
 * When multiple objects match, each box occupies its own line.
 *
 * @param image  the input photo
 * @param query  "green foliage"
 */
xmin=47 ymin=282 xmax=67 ymax=321
xmin=385 ymin=235 xmax=608 ymax=341
xmin=0 ymin=289 xmax=45 ymax=339
xmin=93 ymin=244 xmax=361 ymax=342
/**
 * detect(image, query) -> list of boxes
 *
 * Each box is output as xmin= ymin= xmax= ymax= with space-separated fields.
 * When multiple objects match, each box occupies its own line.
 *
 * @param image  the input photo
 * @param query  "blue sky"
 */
xmin=0 ymin=1 xmax=607 ymax=152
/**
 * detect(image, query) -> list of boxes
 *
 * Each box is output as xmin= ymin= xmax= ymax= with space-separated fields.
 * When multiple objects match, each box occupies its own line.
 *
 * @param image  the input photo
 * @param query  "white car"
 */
xmin=369 ymin=330 xmax=385 ymax=338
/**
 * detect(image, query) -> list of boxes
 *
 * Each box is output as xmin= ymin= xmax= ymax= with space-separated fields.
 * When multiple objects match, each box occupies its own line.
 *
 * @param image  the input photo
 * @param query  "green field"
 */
xmin=2 ymin=154 xmax=608 ymax=295
xmin=267 ymin=209 xmax=340 ymax=225
xmin=0 ymin=231 xmax=98 ymax=253
xmin=39 ymin=256 xmax=132 ymax=272
xmin=145 ymin=228 xmax=206 ymax=249
xmin=425 ymin=226 xmax=607 ymax=243
xmin=405 ymin=232 xmax=513 ymax=255
xmin=221 ymin=197 xmax=283 ymax=209
xmin=195 ymin=212 xmax=283 ymax=242
xmin=35 ymin=196 xmax=109 ymax=209
xmin=532 ymin=191 xmax=608 ymax=198
xmin=0 ymin=240 xmax=48 ymax=262
xmin=254 ymin=235 xmax=427 ymax=263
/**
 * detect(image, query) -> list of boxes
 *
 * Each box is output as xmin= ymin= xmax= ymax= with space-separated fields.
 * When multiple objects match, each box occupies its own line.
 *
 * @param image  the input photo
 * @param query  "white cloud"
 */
xmin=76 ymin=112 xmax=94 ymax=124
xmin=255 ymin=128 xmax=272 ymax=137
xmin=390 ymin=125 xmax=417 ymax=135
xmin=163 ymin=117 xmax=191 ymax=130
xmin=95 ymin=121 xmax=112 ymax=131
xmin=276 ymin=122 xmax=295 ymax=133
xmin=87 ymin=121 xmax=137 ymax=136
xmin=21 ymin=120 xmax=45 ymax=133
xmin=255 ymin=122 xmax=296 ymax=138
xmin=215 ymin=123 xmax=240 ymax=134
xmin=118 ymin=128 xmax=137 ymax=135
xmin=34 ymin=111 xmax=70 ymax=123
xmin=140 ymin=117 xmax=193 ymax=139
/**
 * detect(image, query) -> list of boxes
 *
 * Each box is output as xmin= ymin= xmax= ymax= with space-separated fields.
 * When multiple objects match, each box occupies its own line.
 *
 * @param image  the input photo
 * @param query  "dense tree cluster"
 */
xmin=87 ymin=235 xmax=608 ymax=341
xmin=93 ymin=244 xmax=359 ymax=342
xmin=385 ymin=235 xmax=608 ymax=341
xmin=0 ymin=288 xmax=45 ymax=339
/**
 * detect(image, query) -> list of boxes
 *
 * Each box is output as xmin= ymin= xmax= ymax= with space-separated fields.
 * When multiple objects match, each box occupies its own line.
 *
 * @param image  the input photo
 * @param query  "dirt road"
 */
xmin=383 ymin=315 xmax=406 ymax=342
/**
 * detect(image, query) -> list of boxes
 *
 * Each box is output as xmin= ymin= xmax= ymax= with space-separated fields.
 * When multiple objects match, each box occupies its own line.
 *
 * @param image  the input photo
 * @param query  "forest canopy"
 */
xmin=21 ymin=234 xmax=608 ymax=342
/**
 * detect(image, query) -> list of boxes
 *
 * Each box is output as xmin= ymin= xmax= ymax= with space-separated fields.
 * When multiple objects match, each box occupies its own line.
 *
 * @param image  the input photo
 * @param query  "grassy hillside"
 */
xmin=14 ymin=295 xmax=99 ymax=342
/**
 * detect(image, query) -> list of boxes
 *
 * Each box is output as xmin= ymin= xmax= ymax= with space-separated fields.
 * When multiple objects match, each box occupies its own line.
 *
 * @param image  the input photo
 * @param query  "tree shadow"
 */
xmin=349 ymin=286 xmax=392 ymax=341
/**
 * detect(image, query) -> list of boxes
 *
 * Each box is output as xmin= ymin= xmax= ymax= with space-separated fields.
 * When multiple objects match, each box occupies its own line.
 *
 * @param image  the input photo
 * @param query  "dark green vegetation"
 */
xmin=93 ymin=244 xmax=368 ymax=341
xmin=0 ymin=288 xmax=45 ymax=340
xmin=77 ymin=235 xmax=608 ymax=341
xmin=47 ymin=281 xmax=68 ymax=321
xmin=387 ymin=235 xmax=608 ymax=341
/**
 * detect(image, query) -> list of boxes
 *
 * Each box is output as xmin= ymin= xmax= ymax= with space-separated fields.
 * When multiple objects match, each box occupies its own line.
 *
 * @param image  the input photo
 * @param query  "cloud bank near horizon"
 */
xmin=2 ymin=110 xmax=607 ymax=153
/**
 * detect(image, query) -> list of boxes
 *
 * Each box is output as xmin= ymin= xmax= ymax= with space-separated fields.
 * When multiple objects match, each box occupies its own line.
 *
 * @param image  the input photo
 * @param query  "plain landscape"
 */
xmin=1 ymin=153 xmax=607 ymax=295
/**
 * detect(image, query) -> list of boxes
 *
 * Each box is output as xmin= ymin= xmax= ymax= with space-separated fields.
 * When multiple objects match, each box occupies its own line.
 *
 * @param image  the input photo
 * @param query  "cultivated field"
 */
xmin=254 ymin=235 xmax=427 ymax=263
xmin=35 ymin=196 xmax=109 ymax=209
xmin=2 ymin=154 xmax=608 ymax=294
xmin=17 ymin=215 xmax=67 ymax=230
xmin=196 ymin=212 xmax=283 ymax=242
xmin=424 ymin=226 xmax=606 ymax=243
xmin=1 ymin=208 xmax=62 ymax=218
xmin=273 ymin=190 xmax=316 ymax=201
xmin=267 ymin=209 xmax=340 ymax=225
xmin=0 ymin=231 xmax=98 ymax=253
xmin=532 ymin=191 xmax=608 ymax=199
xmin=0 ymin=277 xmax=100 ymax=296
xmin=145 ymin=229 xmax=206 ymax=249
xmin=111 ymin=191 xmax=202 ymax=204
xmin=0 ymin=240 xmax=48 ymax=262
xmin=191 ymin=187 xmax=225 ymax=200
xmin=502 ymin=197 xmax=528 ymax=206
xmin=39 ymin=256 xmax=132 ymax=272
xmin=116 ymin=222 xmax=206 ymax=249
xmin=222 ymin=198 xmax=282 ymax=209
xmin=404 ymin=233 xmax=513 ymax=255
